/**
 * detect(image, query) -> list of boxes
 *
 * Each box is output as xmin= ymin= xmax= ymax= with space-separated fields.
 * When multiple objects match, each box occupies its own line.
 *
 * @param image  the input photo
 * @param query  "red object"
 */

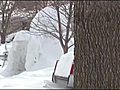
xmin=70 ymin=64 xmax=74 ymax=74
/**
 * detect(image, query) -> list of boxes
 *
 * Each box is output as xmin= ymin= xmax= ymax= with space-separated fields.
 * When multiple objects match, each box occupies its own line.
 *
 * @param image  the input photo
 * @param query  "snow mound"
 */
xmin=1 ymin=5 xmax=74 ymax=76
xmin=1 ymin=30 xmax=30 ymax=76
xmin=0 ymin=67 xmax=54 ymax=89
xmin=55 ymin=51 xmax=74 ymax=77
xmin=13 ymin=30 xmax=30 ymax=41
xmin=0 ymin=75 xmax=4 ymax=79
xmin=30 ymin=6 xmax=68 ymax=36
xmin=25 ymin=34 xmax=63 ymax=71
xmin=26 ymin=6 xmax=64 ymax=71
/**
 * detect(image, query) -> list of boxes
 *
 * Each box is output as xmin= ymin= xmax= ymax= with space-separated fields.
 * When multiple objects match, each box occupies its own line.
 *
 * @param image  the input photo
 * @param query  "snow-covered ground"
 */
xmin=0 ymin=67 xmax=54 ymax=89
xmin=0 ymin=42 xmax=72 ymax=89
xmin=0 ymin=5 xmax=74 ymax=89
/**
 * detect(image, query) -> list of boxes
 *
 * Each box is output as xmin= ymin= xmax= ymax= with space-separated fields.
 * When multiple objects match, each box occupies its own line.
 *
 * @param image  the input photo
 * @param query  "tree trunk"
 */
xmin=74 ymin=1 xmax=120 ymax=89
xmin=63 ymin=44 xmax=68 ymax=54
xmin=1 ymin=32 xmax=5 ymax=44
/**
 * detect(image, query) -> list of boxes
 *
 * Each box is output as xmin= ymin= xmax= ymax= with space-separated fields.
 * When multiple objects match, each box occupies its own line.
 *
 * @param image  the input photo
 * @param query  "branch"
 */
xmin=68 ymin=44 xmax=74 ymax=49
xmin=65 ymin=2 xmax=73 ymax=43
xmin=41 ymin=8 xmax=67 ymax=28
xmin=56 ymin=5 xmax=65 ymax=48
xmin=30 ymin=21 xmax=60 ymax=40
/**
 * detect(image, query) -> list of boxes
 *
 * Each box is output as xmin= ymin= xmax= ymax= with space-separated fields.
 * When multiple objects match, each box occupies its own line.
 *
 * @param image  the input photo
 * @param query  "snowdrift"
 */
xmin=54 ymin=51 xmax=74 ymax=77
xmin=1 ymin=31 xmax=30 ymax=76
xmin=1 ymin=29 xmax=63 ymax=76
xmin=30 ymin=6 xmax=67 ymax=34
xmin=30 ymin=5 xmax=74 ymax=53
xmin=25 ymin=35 xmax=63 ymax=71
xmin=1 ymin=5 xmax=74 ymax=76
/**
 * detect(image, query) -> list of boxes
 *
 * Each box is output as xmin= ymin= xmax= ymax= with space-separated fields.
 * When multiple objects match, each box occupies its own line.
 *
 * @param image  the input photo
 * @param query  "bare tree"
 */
xmin=0 ymin=1 xmax=16 ymax=44
xmin=30 ymin=1 xmax=74 ymax=54
xmin=15 ymin=1 xmax=50 ymax=18
xmin=74 ymin=1 xmax=120 ymax=89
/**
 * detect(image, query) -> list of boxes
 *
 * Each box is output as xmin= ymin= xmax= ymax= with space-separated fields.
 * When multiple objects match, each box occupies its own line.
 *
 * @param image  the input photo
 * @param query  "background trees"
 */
xmin=74 ymin=1 xmax=120 ymax=89
xmin=0 ymin=1 xmax=50 ymax=44
xmin=0 ymin=1 xmax=16 ymax=44
xmin=0 ymin=1 xmax=74 ymax=54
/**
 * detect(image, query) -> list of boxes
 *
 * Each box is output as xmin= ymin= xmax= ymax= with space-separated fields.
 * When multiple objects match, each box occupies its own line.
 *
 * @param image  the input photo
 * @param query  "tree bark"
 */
xmin=1 ymin=32 xmax=5 ymax=44
xmin=74 ymin=1 xmax=120 ymax=89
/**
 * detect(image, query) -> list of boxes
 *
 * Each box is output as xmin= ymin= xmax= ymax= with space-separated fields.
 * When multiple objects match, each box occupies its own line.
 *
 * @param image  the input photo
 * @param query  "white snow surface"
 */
xmin=26 ymin=6 xmax=65 ymax=71
xmin=0 ymin=42 xmax=12 ymax=55
xmin=25 ymin=35 xmax=63 ymax=71
xmin=0 ymin=5 xmax=74 ymax=89
xmin=1 ymin=28 xmax=63 ymax=76
xmin=30 ymin=6 xmax=67 ymax=33
xmin=1 ymin=31 xmax=30 ymax=76
xmin=55 ymin=51 xmax=74 ymax=77
xmin=0 ymin=67 xmax=54 ymax=89
xmin=6 ymin=32 xmax=16 ymax=43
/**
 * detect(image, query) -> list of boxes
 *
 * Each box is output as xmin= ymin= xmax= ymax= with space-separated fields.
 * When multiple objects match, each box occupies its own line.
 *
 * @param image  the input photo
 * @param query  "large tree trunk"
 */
xmin=74 ymin=1 xmax=120 ymax=89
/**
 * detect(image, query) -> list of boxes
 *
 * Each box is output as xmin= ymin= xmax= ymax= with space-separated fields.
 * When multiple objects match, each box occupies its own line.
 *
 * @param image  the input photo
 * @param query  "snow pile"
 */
xmin=25 ymin=35 xmax=63 ymax=71
xmin=26 ymin=6 xmax=65 ymax=71
xmin=1 ymin=30 xmax=30 ymax=76
xmin=0 ymin=4 xmax=74 ymax=89
xmin=0 ymin=67 xmax=54 ymax=89
xmin=55 ymin=51 xmax=74 ymax=77
xmin=30 ymin=5 xmax=72 ymax=40
xmin=1 ymin=30 xmax=63 ymax=76
xmin=1 ymin=5 xmax=73 ymax=77
xmin=29 ymin=6 xmax=74 ymax=70
xmin=30 ymin=6 xmax=59 ymax=33
xmin=13 ymin=30 xmax=30 ymax=41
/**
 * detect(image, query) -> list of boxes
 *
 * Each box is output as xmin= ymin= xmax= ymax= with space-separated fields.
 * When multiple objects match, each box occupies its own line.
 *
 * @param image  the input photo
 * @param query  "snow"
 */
xmin=55 ymin=51 xmax=74 ymax=77
xmin=30 ymin=5 xmax=71 ymax=39
xmin=1 ymin=31 xmax=30 ymax=76
xmin=0 ymin=67 xmax=54 ymax=89
xmin=0 ymin=4 xmax=74 ymax=89
xmin=1 ymin=27 xmax=63 ymax=76
xmin=13 ymin=30 xmax=30 ymax=41
xmin=30 ymin=6 xmax=59 ymax=33
xmin=0 ymin=43 xmax=12 ymax=55
xmin=6 ymin=32 xmax=16 ymax=43
xmin=26 ymin=6 xmax=64 ymax=71
xmin=25 ymin=35 xmax=63 ymax=71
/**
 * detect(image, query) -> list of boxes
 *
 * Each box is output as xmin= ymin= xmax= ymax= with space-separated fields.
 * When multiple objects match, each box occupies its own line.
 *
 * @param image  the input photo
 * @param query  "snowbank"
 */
xmin=0 ymin=67 xmax=54 ymax=89
xmin=1 ymin=30 xmax=30 ymax=76
xmin=30 ymin=6 xmax=67 ymax=34
xmin=55 ymin=51 xmax=74 ymax=77
xmin=1 ymin=5 xmax=74 ymax=76
xmin=30 ymin=5 xmax=72 ymax=39
xmin=29 ymin=6 xmax=74 ymax=70
xmin=1 ymin=29 xmax=63 ymax=76
xmin=26 ymin=6 xmax=65 ymax=71
xmin=25 ymin=35 xmax=63 ymax=71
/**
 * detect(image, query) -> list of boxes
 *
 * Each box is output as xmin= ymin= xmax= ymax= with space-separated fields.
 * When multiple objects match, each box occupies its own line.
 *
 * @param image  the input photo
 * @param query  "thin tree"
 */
xmin=74 ymin=1 xmax=120 ymax=89
xmin=0 ymin=1 xmax=16 ymax=44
